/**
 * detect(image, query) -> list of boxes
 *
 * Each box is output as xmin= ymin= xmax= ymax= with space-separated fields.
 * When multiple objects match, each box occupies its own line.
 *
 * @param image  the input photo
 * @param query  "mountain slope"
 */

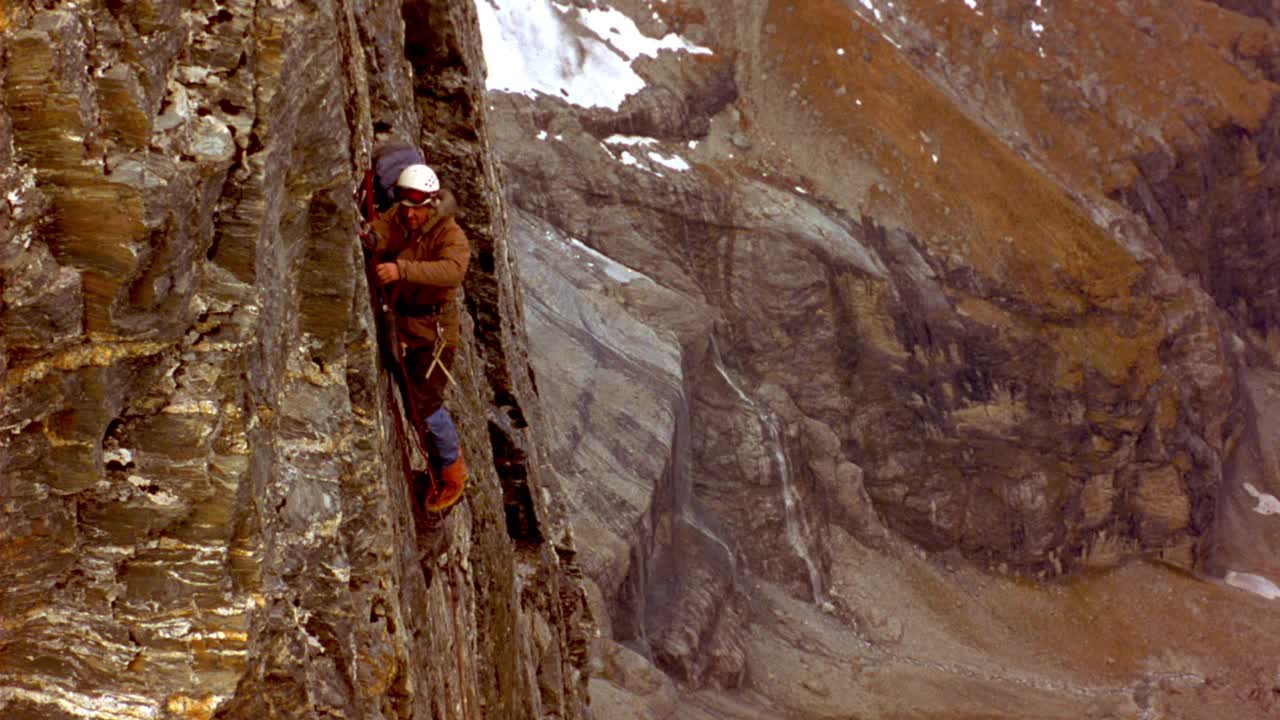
xmin=482 ymin=0 xmax=1280 ymax=716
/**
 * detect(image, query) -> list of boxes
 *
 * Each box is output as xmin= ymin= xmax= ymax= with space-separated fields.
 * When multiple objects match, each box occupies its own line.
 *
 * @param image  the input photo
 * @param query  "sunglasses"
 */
xmin=399 ymin=188 xmax=439 ymax=207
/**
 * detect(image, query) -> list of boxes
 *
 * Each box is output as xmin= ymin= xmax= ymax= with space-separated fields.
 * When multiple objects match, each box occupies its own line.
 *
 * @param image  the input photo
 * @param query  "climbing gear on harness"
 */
xmin=425 ymin=320 xmax=458 ymax=389
xmin=425 ymin=345 xmax=457 ymax=390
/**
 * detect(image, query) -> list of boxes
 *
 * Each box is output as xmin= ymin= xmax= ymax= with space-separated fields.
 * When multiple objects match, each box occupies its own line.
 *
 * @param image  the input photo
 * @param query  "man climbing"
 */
xmin=367 ymin=163 xmax=470 ymax=513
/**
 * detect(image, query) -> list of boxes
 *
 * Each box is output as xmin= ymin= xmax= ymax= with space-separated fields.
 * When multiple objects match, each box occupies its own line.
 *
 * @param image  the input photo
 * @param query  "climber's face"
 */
xmin=403 ymin=202 xmax=433 ymax=231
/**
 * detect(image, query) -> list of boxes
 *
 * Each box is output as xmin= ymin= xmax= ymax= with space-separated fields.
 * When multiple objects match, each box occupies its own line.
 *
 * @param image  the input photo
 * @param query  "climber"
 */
xmin=365 ymin=162 xmax=470 ymax=513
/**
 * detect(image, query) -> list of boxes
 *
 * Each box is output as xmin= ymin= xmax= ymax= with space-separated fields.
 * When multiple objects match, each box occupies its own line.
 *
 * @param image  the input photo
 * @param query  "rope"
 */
xmin=385 ymin=382 xmax=417 ymax=495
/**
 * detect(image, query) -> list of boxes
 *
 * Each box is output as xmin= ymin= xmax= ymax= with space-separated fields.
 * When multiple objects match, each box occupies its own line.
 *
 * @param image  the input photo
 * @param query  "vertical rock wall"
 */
xmin=0 ymin=1 xmax=588 ymax=718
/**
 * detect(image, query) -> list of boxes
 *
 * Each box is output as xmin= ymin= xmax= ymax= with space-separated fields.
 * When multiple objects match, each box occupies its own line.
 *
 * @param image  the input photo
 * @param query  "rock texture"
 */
xmin=1 ymin=1 xmax=587 ymax=719
xmin=483 ymin=0 xmax=1280 ymax=717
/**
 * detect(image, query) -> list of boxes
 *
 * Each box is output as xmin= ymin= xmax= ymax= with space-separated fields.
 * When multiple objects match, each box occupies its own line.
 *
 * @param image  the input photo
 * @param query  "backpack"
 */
xmin=368 ymin=142 xmax=425 ymax=215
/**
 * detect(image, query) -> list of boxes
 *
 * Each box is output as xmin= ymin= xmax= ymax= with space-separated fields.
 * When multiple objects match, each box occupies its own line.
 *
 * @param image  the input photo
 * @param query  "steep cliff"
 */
xmin=1 ymin=2 xmax=588 ymax=718
xmin=10 ymin=0 xmax=1280 ymax=717
xmin=481 ymin=0 xmax=1280 ymax=717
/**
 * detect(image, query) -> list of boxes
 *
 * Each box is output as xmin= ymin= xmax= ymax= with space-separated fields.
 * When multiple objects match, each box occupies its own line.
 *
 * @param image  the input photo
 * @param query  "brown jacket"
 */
xmin=370 ymin=189 xmax=470 ymax=348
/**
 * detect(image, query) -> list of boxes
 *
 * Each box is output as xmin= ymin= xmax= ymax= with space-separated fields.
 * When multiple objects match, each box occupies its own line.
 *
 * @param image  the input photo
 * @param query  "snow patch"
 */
xmin=1243 ymin=482 xmax=1280 ymax=515
xmin=567 ymin=236 xmax=646 ymax=284
xmin=604 ymin=135 xmax=658 ymax=146
xmin=476 ymin=0 xmax=710 ymax=110
xmin=600 ymin=140 xmax=671 ymax=174
xmin=571 ymin=4 xmax=711 ymax=60
xmin=537 ymin=130 xmax=548 ymax=140
xmin=648 ymin=152 xmax=689 ymax=171
xmin=1226 ymin=571 xmax=1280 ymax=600
xmin=1030 ymin=20 xmax=1044 ymax=34
xmin=622 ymin=151 xmax=662 ymax=175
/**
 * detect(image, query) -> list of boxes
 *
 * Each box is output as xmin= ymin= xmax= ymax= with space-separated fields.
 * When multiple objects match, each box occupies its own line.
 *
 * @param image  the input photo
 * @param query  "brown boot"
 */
xmin=424 ymin=454 xmax=467 ymax=513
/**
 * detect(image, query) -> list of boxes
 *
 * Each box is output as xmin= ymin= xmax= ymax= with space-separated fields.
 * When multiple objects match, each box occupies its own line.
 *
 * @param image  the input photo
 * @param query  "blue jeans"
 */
xmin=425 ymin=406 xmax=460 ymax=466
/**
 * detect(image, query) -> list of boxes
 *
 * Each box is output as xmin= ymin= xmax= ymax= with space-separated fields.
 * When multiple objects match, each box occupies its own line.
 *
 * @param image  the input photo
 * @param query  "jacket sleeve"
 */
xmin=369 ymin=217 xmax=396 ymax=257
xmin=396 ymin=224 xmax=471 ymax=288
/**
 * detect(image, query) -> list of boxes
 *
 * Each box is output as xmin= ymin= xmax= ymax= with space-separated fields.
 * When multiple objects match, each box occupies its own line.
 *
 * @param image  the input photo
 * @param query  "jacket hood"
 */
xmin=393 ymin=188 xmax=458 ymax=237
xmin=429 ymin=188 xmax=458 ymax=226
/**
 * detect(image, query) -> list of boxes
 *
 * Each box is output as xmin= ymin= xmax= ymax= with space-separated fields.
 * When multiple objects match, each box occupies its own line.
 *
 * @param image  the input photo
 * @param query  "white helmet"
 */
xmin=396 ymin=164 xmax=440 ymax=206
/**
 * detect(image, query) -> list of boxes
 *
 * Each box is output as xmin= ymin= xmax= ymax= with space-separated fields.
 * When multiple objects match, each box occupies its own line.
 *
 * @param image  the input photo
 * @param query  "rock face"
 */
xmin=481 ymin=0 xmax=1280 ymax=717
xmin=1 ymin=2 xmax=588 ymax=718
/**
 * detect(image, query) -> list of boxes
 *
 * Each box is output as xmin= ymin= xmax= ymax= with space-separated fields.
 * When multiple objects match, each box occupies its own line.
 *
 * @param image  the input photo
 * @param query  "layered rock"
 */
xmin=1 ymin=1 xmax=588 ymax=718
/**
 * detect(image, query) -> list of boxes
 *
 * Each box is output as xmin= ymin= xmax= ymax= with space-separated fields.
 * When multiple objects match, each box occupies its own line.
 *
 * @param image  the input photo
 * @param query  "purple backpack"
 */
xmin=371 ymin=142 xmax=425 ymax=212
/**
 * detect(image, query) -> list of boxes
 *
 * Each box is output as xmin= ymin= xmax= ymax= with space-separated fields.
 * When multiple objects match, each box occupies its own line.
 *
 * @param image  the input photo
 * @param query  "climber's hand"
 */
xmin=376 ymin=263 xmax=401 ymax=284
xmin=359 ymin=223 xmax=378 ymax=251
